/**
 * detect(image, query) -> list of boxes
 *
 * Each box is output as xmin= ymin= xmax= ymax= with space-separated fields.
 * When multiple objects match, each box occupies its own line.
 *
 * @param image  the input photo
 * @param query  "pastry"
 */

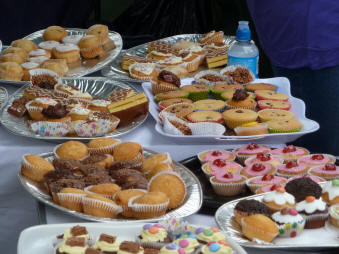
xmin=142 ymin=153 xmax=172 ymax=175
xmin=82 ymin=154 xmax=114 ymax=169
xmin=156 ymin=56 xmax=184 ymax=68
xmin=286 ymin=175 xmax=325 ymax=184
xmin=225 ymin=89 xmax=256 ymax=110
xmin=197 ymin=150 xmax=235 ymax=164
xmin=256 ymin=183 xmax=286 ymax=194
xmin=222 ymin=109 xmax=258 ymax=129
xmin=54 ymin=83 xmax=92 ymax=99
xmin=129 ymin=192 xmax=169 ymax=218
xmin=62 ymin=225 xmax=90 ymax=240
xmin=69 ymin=107 xmax=90 ymax=121
xmin=113 ymin=142 xmax=143 ymax=168
xmin=121 ymin=55 xmax=156 ymax=71
xmin=57 ymin=188 xmax=87 ymax=212
xmin=234 ymin=122 xmax=269 ymax=136
xmin=221 ymin=66 xmax=254 ymax=84
xmin=7 ymin=96 xmax=30 ymax=117
xmin=52 ymin=43 xmax=80 ymax=63
xmin=21 ymin=62 xmax=40 ymax=81
xmin=241 ymin=214 xmax=278 ymax=242
xmin=245 ymin=83 xmax=276 ymax=92
xmin=262 ymin=187 xmax=295 ymax=213
xmin=85 ymin=183 xmax=120 ymax=199
xmin=194 ymin=227 xmax=226 ymax=244
xmin=0 ymin=53 xmax=24 ymax=64
xmin=41 ymin=103 xmax=70 ymax=122
xmin=155 ymin=90 xmax=189 ymax=102
xmin=271 ymin=145 xmax=309 ymax=161
xmin=62 ymin=34 xmax=83 ymax=45
xmin=56 ymin=237 xmax=88 ymax=254
xmin=204 ymin=41 xmax=229 ymax=50
xmin=54 ymin=141 xmax=89 ymax=160
xmin=151 ymin=70 xmax=181 ymax=95
xmin=27 ymin=55 xmax=49 ymax=64
xmin=29 ymin=48 xmax=51 ymax=59
xmin=285 ymin=177 xmax=322 ymax=202
xmin=309 ymin=163 xmax=339 ymax=180
xmin=129 ymin=63 xmax=157 ymax=81
xmin=158 ymin=98 xmax=193 ymax=110
xmin=329 ymin=204 xmax=339 ymax=228
xmin=41 ymin=59 xmax=69 ymax=77
xmin=201 ymin=160 xmax=242 ymax=178
xmin=205 ymin=47 xmax=228 ymax=68
xmin=199 ymin=31 xmax=224 ymax=45
xmin=21 ymin=154 xmax=55 ymax=182
xmin=82 ymin=193 xmax=122 ymax=218
xmin=186 ymin=111 xmax=223 ymax=123
xmin=276 ymin=160 xmax=309 ymax=177
xmin=296 ymin=195 xmax=328 ymax=229
xmin=246 ymin=174 xmax=287 ymax=193
xmin=267 ymin=119 xmax=302 ymax=133
xmin=209 ymin=172 xmax=246 ymax=196
xmin=43 ymin=26 xmax=67 ymax=42
xmin=272 ymin=208 xmax=305 ymax=238
xmin=233 ymin=143 xmax=270 ymax=163
xmin=298 ymin=154 xmax=336 ymax=167
xmin=108 ymin=89 xmax=135 ymax=102
xmin=38 ymin=40 xmax=60 ymax=51
xmin=193 ymin=99 xmax=226 ymax=112
xmin=78 ymin=35 xmax=104 ymax=59
xmin=194 ymin=71 xmax=225 ymax=86
xmin=146 ymin=51 xmax=173 ymax=60
xmin=25 ymin=97 xmax=59 ymax=120
xmin=147 ymin=41 xmax=177 ymax=55
xmin=88 ymin=99 xmax=110 ymax=112
xmin=93 ymin=233 xmax=121 ymax=253
xmin=178 ymin=51 xmax=200 ymax=72
xmin=173 ymin=236 xmax=199 ymax=254
xmin=11 ymin=39 xmax=37 ymax=53
xmin=258 ymin=109 xmax=295 ymax=122
xmin=86 ymin=24 xmax=110 ymax=45
xmin=148 ymin=172 xmax=186 ymax=209
xmin=2 ymin=47 xmax=28 ymax=60
xmin=240 ymin=163 xmax=276 ymax=178
xmin=255 ymin=90 xmax=289 ymax=101
xmin=258 ymin=100 xmax=291 ymax=110
xmin=234 ymin=199 xmax=272 ymax=225
xmin=321 ymin=179 xmax=339 ymax=205
xmin=0 ymin=62 xmax=23 ymax=81
xmin=118 ymin=241 xmax=144 ymax=254
xmin=147 ymin=163 xmax=174 ymax=180
xmin=162 ymin=103 xmax=194 ymax=120
xmin=172 ymin=40 xmax=197 ymax=51
xmin=114 ymin=189 xmax=147 ymax=217
xmin=88 ymin=137 xmax=121 ymax=154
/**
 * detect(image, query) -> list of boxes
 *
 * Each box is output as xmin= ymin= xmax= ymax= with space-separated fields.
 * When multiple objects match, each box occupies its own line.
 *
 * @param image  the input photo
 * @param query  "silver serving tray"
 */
xmin=18 ymin=149 xmax=203 ymax=223
xmin=0 ymin=77 xmax=148 ymax=141
xmin=101 ymin=34 xmax=236 ymax=82
xmin=0 ymin=86 xmax=8 ymax=110
xmin=0 ymin=28 xmax=122 ymax=86
xmin=215 ymin=192 xmax=339 ymax=251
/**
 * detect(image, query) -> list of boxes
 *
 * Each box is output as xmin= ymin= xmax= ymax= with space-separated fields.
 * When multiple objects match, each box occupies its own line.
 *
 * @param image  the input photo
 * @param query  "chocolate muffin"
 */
xmin=48 ymin=178 xmax=85 ymax=195
xmin=285 ymin=177 xmax=322 ymax=202
xmin=81 ymin=154 xmax=113 ymax=169
xmin=52 ymin=158 xmax=82 ymax=171
xmin=82 ymin=174 xmax=113 ymax=187
xmin=44 ymin=169 xmax=82 ymax=193
xmin=110 ymin=169 xmax=148 ymax=189
xmin=79 ymin=164 xmax=108 ymax=176
xmin=234 ymin=199 xmax=272 ymax=225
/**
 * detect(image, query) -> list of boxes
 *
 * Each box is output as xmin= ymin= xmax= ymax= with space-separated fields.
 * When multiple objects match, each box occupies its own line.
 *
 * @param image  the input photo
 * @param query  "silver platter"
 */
xmin=0 ymin=28 xmax=123 ymax=86
xmin=0 ymin=77 xmax=148 ymax=141
xmin=215 ymin=192 xmax=339 ymax=251
xmin=18 ymin=149 xmax=203 ymax=223
xmin=0 ymin=86 xmax=8 ymax=110
xmin=101 ymin=34 xmax=236 ymax=82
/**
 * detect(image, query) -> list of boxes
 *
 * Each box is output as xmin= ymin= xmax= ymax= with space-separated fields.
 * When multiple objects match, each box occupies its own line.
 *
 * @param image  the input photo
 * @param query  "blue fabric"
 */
xmin=247 ymin=0 xmax=339 ymax=70
xmin=272 ymin=65 xmax=339 ymax=155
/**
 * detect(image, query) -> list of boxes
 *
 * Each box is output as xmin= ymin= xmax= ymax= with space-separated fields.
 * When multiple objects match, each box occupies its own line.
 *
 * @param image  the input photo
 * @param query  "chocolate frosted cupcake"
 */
xmin=225 ymin=89 xmax=256 ymax=110
xmin=296 ymin=196 xmax=328 ymax=229
xmin=285 ymin=177 xmax=322 ymax=202
xmin=93 ymin=233 xmax=121 ymax=254
xmin=41 ymin=103 xmax=70 ymax=122
xmin=152 ymin=70 xmax=181 ymax=95
xmin=81 ymin=154 xmax=113 ymax=169
xmin=62 ymin=225 xmax=90 ymax=240
xmin=234 ymin=199 xmax=272 ymax=225
xmin=110 ymin=169 xmax=148 ymax=190
xmin=52 ymin=158 xmax=82 ymax=171
xmin=137 ymin=223 xmax=172 ymax=249
xmin=56 ymin=237 xmax=88 ymax=254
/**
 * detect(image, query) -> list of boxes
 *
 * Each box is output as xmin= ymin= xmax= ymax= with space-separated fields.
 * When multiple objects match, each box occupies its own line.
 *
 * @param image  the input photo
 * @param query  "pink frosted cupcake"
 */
xmin=197 ymin=150 xmax=235 ymax=164
xmin=240 ymin=162 xmax=276 ymax=178
xmin=201 ymin=159 xmax=242 ymax=178
xmin=308 ymin=163 xmax=339 ymax=180
xmin=286 ymin=174 xmax=325 ymax=184
xmin=244 ymin=153 xmax=283 ymax=167
xmin=256 ymin=183 xmax=286 ymax=194
xmin=298 ymin=154 xmax=336 ymax=167
xmin=209 ymin=172 xmax=246 ymax=196
xmin=233 ymin=143 xmax=270 ymax=164
xmin=276 ymin=160 xmax=309 ymax=177
xmin=271 ymin=145 xmax=309 ymax=161
xmin=246 ymin=174 xmax=287 ymax=193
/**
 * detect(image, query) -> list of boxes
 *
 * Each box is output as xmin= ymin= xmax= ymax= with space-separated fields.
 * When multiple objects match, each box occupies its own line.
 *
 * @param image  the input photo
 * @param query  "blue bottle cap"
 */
xmin=236 ymin=21 xmax=251 ymax=41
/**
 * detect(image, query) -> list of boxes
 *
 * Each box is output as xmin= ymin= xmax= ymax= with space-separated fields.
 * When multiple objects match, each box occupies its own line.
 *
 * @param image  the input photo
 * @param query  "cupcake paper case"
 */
xmin=296 ymin=196 xmax=328 ymax=229
xmin=209 ymin=173 xmax=246 ymax=196
xmin=298 ymin=154 xmax=336 ymax=167
xmin=272 ymin=208 xmax=305 ymax=238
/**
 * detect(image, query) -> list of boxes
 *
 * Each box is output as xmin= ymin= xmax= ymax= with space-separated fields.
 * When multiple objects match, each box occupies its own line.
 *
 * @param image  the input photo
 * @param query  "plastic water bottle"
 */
xmin=228 ymin=21 xmax=259 ymax=77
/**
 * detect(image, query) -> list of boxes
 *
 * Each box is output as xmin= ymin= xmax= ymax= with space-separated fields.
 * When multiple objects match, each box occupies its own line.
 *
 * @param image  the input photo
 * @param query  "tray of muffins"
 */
xmin=101 ymin=31 xmax=235 ymax=82
xmin=181 ymin=143 xmax=338 ymax=212
xmin=18 ymin=139 xmax=203 ymax=223
xmin=141 ymin=66 xmax=319 ymax=143
xmin=0 ymin=70 xmax=149 ymax=140
xmin=0 ymin=24 xmax=122 ymax=85
xmin=18 ymin=220 xmax=247 ymax=254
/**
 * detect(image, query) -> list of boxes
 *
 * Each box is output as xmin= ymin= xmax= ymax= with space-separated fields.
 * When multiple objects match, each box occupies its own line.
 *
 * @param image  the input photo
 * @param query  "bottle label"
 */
xmin=227 ymin=55 xmax=259 ymax=77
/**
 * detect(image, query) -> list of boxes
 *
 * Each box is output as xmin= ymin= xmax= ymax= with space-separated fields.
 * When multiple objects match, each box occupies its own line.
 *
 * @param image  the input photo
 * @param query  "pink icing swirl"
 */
xmin=258 ymin=184 xmax=286 ymax=193
xmin=235 ymin=145 xmax=270 ymax=155
xmin=210 ymin=160 xmax=242 ymax=173
xmin=203 ymin=150 xmax=234 ymax=162
xmin=298 ymin=154 xmax=333 ymax=165
xmin=271 ymin=147 xmax=308 ymax=157
xmin=243 ymin=163 xmax=274 ymax=177
xmin=277 ymin=163 xmax=308 ymax=173
xmin=214 ymin=173 xmax=243 ymax=183
xmin=310 ymin=165 xmax=339 ymax=175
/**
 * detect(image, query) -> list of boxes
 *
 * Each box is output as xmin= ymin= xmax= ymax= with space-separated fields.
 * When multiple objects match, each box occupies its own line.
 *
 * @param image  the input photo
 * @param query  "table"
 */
xmin=0 ymin=81 xmax=328 ymax=254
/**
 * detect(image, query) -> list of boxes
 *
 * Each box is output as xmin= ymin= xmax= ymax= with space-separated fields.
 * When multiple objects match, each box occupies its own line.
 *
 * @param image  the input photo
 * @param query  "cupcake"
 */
xmin=21 ymin=154 xmax=55 ymax=182
xmin=0 ymin=53 xmax=24 ymax=64
xmin=0 ymin=62 xmax=24 ymax=81
xmin=62 ymin=225 xmax=90 ymax=240
xmin=220 ymin=89 xmax=236 ymax=101
xmin=56 ymin=237 xmax=88 ymax=254
xmin=298 ymin=154 xmax=336 ymax=167
xmin=88 ymin=137 xmax=121 ymax=154
xmin=62 ymin=35 xmax=83 ymax=45
xmin=272 ymin=208 xmax=305 ymax=238
xmin=234 ymin=199 xmax=272 ymax=225
xmin=155 ymin=90 xmax=189 ymax=102
xmin=82 ymin=194 xmax=122 ymax=218
xmin=43 ymin=26 xmax=67 ymax=42
xmin=93 ymin=233 xmax=121 ymax=254
xmin=57 ymin=188 xmax=87 ymax=212
xmin=193 ymin=99 xmax=226 ymax=112
xmin=86 ymin=24 xmax=110 ymax=45
xmin=255 ymin=90 xmax=289 ymax=101
xmin=211 ymin=83 xmax=242 ymax=98
xmin=296 ymin=196 xmax=328 ymax=229
xmin=197 ymin=150 xmax=235 ymax=164
xmin=258 ymin=100 xmax=291 ymax=111
xmin=54 ymin=141 xmax=89 ymax=160
xmin=271 ymin=145 xmax=309 ymax=162
xmin=160 ymin=243 xmax=186 ymax=254
xmin=157 ymin=56 xmax=184 ymax=68
xmin=309 ymin=163 xmax=339 ymax=180
xmin=234 ymin=122 xmax=268 ymax=136
xmin=244 ymin=153 xmax=282 ymax=167
xmin=285 ymin=177 xmax=322 ymax=202
xmin=225 ymin=89 xmax=256 ymax=110
xmin=129 ymin=63 xmax=157 ymax=81
xmin=256 ymin=183 xmax=286 ymax=194
xmin=148 ymin=164 xmax=175 ymax=180
xmin=199 ymin=241 xmax=233 ymax=254
xmin=258 ymin=109 xmax=295 ymax=122
xmin=178 ymin=51 xmax=200 ymax=72
xmin=246 ymin=174 xmax=287 ymax=193
xmin=194 ymin=71 xmax=225 ymax=86
xmin=78 ymin=35 xmax=104 ymax=59
xmin=88 ymin=99 xmax=111 ymax=112
xmin=233 ymin=143 xmax=270 ymax=163
xmin=151 ymin=70 xmax=181 ymax=95
xmin=173 ymin=235 xmax=199 ymax=254
xmin=29 ymin=48 xmax=52 ymax=59
xmin=129 ymin=192 xmax=169 ymax=219
xmin=245 ymin=83 xmax=276 ymax=92
xmin=241 ymin=163 xmax=276 ymax=178
xmin=186 ymin=111 xmax=223 ymax=123
xmin=209 ymin=172 xmax=246 ymax=196
xmin=202 ymin=160 xmax=242 ymax=178
xmin=26 ymin=97 xmax=58 ymax=120
xmin=262 ymin=187 xmax=296 ymax=213
xmin=195 ymin=227 xmax=225 ymax=244
xmin=222 ymin=109 xmax=258 ymax=129
xmin=180 ymin=84 xmax=210 ymax=101
xmin=114 ymin=189 xmax=147 ymax=217
xmin=221 ymin=65 xmax=254 ymax=85
xmin=11 ymin=38 xmax=37 ymax=53
xmin=142 ymin=153 xmax=173 ymax=175
xmin=69 ymin=107 xmax=91 ymax=121
xmin=158 ymin=98 xmax=193 ymax=110
xmin=118 ymin=241 xmax=144 ymax=254
xmin=21 ymin=62 xmax=40 ymax=81
xmin=85 ymin=183 xmax=121 ymax=199
xmin=137 ymin=224 xmax=172 ymax=249
xmin=38 ymin=40 xmax=60 ymax=51
xmin=241 ymin=214 xmax=278 ymax=242
xmin=286 ymin=174 xmax=325 ymax=184
xmin=146 ymin=51 xmax=173 ymax=60
xmin=3 ymin=47 xmax=28 ymax=60
xmin=113 ymin=142 xmax=144 ymax=169
xmin=321 ymin=180 xmax=339 ymax=205
xmin=276 ymin=161 xmax=309 ymax=177
xmin=329 ymin=204 xmax=339 ymax=228
xmin=52 ymin=43 xmax=80 ymax=64
xmin=41 ymin=103 xmax=70 ymax=123
xmin=267 ymin=119 xmax=303 ymax=133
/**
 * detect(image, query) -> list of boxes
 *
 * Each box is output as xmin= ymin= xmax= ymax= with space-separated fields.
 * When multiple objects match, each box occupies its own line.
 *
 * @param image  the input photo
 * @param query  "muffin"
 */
xmin=298 ymin=154 xmax=336 ymax=167
xmin=193 ymin=99 xmax=226 ymax=112
xmin=258 ymin=100 xmax=291 ymax=110
xmin=62 ymin=34 xmax=83 ymax=45
xmin=0 ymin=53 xmax=24 ymax=64
xmin=201 ymin=160 xmax=242 ymax=178
xmin=241 ymin=214 xmax=278 ymax=242
xmin=29 ymin=48 xmax=51 ymax=59
xmin=240 ymin=163 xmax=276 ymax=179
xmin=113 ymin=142 xmax=144 ymax=169
xmin=222 ymin=109 xmax=258 ymax=129
xmin=21 ymin=62 xmax=40 ymax=81
xmin=160 ymin=243 xmax=186 ymax=254
xmin=180 ymin=84 xmax=209 ymax=101
xmin=118 ymin=241 xmax=144 ymax=254
xmin=244 ymin=153 xmax=282 ymax=167
xmin=88 ymin=137 xmax=121 ymax=154
xmin=86 ymin=24 xmax=110 ymax=45
xmin=43 ymin=26 xmax=67 ymax=42
xmin=322 ymin=180 xmax=339 ymax=205
xmin=142 ymin=153 xmax=172 ymax=175
xmin=3 ymin=47 xmax=28 ymax=60
xmin=258 ymin=109 xmax=295 ymax=122
xmin=148 ymin=172 xmax=186 ymax=209
xmin=11 ymin=39 xmax=37 ymax=53
xmin=147 ymin=163 xmax=174 ymax=180
xmin=246 ymin=174 xmax=287 ymax=193
xmin=114 ymin=189 xmax=147 ymax=217
xmin=155 ymin=90 xmax=189 ymax=102
xmin=54 ymin=141 xmax=89 ymax=160
xmin=88 ymin=99 xmax=111 ymax=112
xmin=69 ymin=107 xmax=91 ymax=121
xmin=211 ymin=83 xmax=243 ymax=99
xmin=225 ymin=89 xmax=256 ymax=110
xmin=161 ymin=103 xmax=194 ymax=120
xmin=41 ymin=103 xmax=70 ymax=123
xmin=276 ymin=160 xmax=309 ymax=177
xmin=151 ymin=70 xmax=181 ymax=95
xmin=38 ymin=40 xmax=60 ymax=51
xmin=267 ymin=119 xmax=303 ymax=133
xmin=209 ymin=172 xmax=246 ymax=196
xmin=234 ymin=122 xmax=269 ymax=136
xmin=138 ymin=224 xmax=172 ymax=249
xmin=26 ymin=97 xmax=59 ymax=120
xmin=21 ymin=154 xmax=55 ymax=182
xmin=309 ymin=163 xmax=339 ymax=180
xmin=41 ymin=59 xmax=69 ymax=77
xmin=199 ymin=241 xmax=233 ymax=254
xmin=262 ymin=187 xmax=296 ymax=213
xmin=234 ymin=199 xmax=272 ymax=225
xmin=194 ymin=71 xmax=225 ymax=86
xmin=78 ymin=35 xmax=104 ymax=59
xmin=158 ymin=98 xmax=193 ymax=110
xmin=285 ymin=177 xmax=322 ymax=202
xmin=233 ymin=143 xmax=270 ymax=163
xmin=296 ymin=196 xmax=328 ymax=229
xmin=329 ymin=204 xmax=339 ymax=228
xmin=245 ymin=83 xmax=276 ymax=92
xmin=179 ymin=51 xmax=200 ymax=72
xmin=195 ymin=227 xmax=226 ymax=244
xmin=199 ymin=30 xmax=224 ymax=44
xmin=82 ymin=193 xmax=122 ymax=218
xmin=52 ymin=43 xmax=80 ymax=63
xmin=256 ymin=183 xmax=286 ymax=194
xmin=56 ymin=237 xmax=88 ymax=254
xmin=0 ymin=62 xmax=24 ymax=81
xmin=186 ymin=111 xmax=223 ymax=123
xmin=173 ymin=237 xmax=199 ymax=254
xmin=129 ymin=192 xmax=169 ymax=219
xmin=197 ymin=150 xmax=235 ymax=164
xmin=85 ymin=183 xmax=121 ymax=199
xmin=57 ymin=187 xmax=87 ymax=212
xmin=221 ymin=65 xmax=254 ymax=85
xmin=157 ymin=56 xmax=184 ymax=68
xmin=129 ymin=63 xmax=157 ymax=81
xmin=272 ymin=208 xmax=305 ymax=238
xmin=62 ymin=225 xmax=90 ymax=240
xmin=255 ymin=90 xmax=289 ymax=101
xmin=271 ymin=145 xmax=309 ymax=162
xmin=93 ymin=233 xmax=121 ymax=254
